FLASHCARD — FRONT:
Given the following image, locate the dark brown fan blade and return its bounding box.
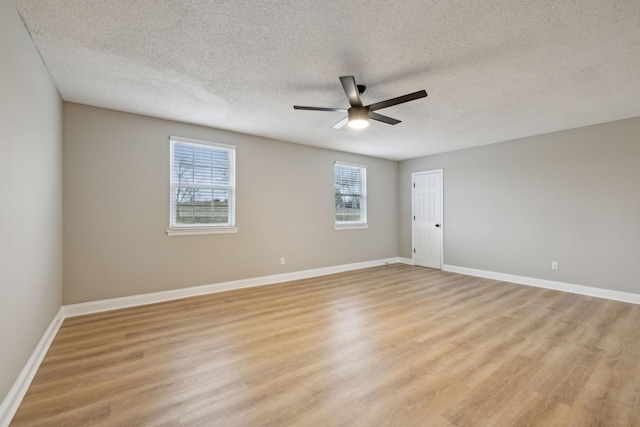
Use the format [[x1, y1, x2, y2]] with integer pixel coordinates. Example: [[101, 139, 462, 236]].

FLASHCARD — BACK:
[[331, 116, 349, 129], [369, 112, 401, 125], [339, 76, 363, 108], [367, 90, 427, 112], [294, 106, 348, 112]]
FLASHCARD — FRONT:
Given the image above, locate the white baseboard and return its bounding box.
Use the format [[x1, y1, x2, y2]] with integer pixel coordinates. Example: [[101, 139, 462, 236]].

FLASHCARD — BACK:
[[443, 264, 640, 305], [64, 257, 402, 317], [397, 257, 414, 265], [0, 308, 65, 427]]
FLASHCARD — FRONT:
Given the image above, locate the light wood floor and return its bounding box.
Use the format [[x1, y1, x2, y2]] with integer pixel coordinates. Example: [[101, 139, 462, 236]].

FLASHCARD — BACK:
[[11, 265, 640, 426]]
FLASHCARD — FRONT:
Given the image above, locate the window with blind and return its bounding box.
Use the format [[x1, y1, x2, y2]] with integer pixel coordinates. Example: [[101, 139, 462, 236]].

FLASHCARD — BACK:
[[168, 137, 236, 235], [334, 162, 367, 228]]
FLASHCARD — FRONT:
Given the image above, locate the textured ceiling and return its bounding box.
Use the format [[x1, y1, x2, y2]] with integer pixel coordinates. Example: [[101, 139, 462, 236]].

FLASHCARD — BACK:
[[13, 0, 640, 160]]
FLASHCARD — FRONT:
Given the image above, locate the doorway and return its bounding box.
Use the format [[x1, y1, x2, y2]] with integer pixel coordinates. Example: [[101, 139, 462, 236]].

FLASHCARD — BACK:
[[412, 170, 443, 269]]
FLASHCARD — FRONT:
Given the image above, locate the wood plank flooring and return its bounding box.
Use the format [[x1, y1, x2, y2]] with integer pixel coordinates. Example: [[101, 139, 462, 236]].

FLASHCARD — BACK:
[[10, 264, 640, 426]]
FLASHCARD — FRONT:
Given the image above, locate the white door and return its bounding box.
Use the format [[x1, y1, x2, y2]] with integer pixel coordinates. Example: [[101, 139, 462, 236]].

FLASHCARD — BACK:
[[412, 170, 443, 269]]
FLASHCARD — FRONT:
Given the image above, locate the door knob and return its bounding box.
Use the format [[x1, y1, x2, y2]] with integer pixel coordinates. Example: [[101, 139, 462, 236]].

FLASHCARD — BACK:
[[435, 224, 441, 227]]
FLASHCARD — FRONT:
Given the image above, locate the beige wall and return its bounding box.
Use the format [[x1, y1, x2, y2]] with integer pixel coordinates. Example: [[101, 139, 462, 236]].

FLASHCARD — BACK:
[[399, 117, 640, 293], [63, 103, 398, 304], [0, 0, 63, 402]]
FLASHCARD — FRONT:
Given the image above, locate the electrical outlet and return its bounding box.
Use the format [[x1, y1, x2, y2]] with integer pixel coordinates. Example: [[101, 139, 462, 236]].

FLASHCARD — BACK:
[[551, 261, 558, 270], [280, 257, 285, 265]]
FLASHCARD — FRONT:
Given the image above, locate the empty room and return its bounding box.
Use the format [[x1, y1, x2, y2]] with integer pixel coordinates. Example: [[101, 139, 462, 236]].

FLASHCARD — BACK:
[[1, 0, 639, 425]]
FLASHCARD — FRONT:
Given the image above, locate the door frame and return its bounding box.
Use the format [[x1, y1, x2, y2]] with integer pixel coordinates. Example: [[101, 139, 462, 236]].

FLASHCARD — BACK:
[[411, 169, 444, 269]]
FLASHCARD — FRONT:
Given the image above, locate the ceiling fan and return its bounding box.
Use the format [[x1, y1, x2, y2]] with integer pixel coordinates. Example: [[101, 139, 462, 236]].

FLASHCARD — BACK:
[[294, 76, 427, 129]]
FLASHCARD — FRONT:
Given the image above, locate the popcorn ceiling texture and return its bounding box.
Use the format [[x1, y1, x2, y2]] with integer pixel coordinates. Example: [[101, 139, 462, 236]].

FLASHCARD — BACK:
[[14, 0, 640, 160]]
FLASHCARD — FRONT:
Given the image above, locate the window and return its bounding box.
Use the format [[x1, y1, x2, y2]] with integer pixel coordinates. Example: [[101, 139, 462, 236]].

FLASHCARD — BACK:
[[167, 137, 236, 236], [334, 161, 367, 229]]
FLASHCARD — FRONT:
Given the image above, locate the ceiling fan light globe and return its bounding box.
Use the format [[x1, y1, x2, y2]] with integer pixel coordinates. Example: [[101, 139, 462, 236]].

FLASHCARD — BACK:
[[348, 107, 370, 129], [348, 119, 369, 129]]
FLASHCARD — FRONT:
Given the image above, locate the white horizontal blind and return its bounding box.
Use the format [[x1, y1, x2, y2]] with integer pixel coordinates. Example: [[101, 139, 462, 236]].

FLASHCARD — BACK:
[[334, 161, 367, 225], [170, 137, 236, 229]]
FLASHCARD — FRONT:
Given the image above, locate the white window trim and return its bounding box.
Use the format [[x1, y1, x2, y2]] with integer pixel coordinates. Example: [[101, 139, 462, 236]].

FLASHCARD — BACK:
[[335, 160, 367, 169], [334, 224, 369, 231], [334, 161, 368, 228], [166, 227, 238, 236], [167, 136, 237, 236]]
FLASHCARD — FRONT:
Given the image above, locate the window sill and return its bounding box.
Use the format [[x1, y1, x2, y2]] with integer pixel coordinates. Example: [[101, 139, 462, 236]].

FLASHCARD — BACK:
[[334, 224, 369, 230], [166, 227, 238, 236]]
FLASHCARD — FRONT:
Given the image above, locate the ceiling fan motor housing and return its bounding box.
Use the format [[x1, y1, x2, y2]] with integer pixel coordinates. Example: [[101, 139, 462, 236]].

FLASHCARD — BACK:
[[348, 107, 369, 122], [347, 106, 370, 128]]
